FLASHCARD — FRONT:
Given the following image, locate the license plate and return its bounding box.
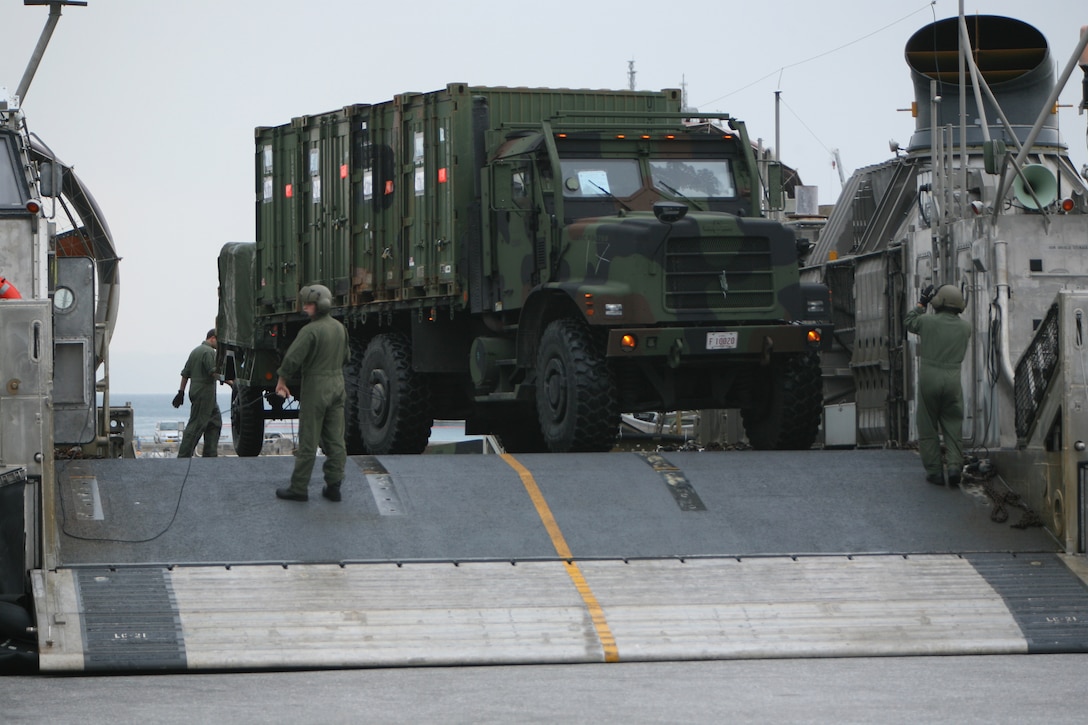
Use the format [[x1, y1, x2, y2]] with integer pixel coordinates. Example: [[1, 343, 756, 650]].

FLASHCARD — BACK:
[[706, 331, 738, 350]]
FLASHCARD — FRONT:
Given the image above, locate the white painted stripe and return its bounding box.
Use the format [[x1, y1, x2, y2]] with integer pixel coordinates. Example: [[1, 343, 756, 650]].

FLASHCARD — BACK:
[[581, 556, 1028, 659], [37, 555, 1032, 670], [166, 555, 1025, 669], [170, 562, 602, 668]]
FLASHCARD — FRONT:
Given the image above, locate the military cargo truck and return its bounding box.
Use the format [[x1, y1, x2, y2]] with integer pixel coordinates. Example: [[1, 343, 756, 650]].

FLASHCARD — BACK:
[[217, 83, 832, 455]]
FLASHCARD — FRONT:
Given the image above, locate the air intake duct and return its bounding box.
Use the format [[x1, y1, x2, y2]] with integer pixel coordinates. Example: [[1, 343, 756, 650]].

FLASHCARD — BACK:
[[904, 15, 1063, 152]]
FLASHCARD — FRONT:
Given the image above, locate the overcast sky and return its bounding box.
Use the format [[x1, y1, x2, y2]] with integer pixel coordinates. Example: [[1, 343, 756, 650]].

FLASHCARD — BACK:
[[3, 0, 1086, 394]]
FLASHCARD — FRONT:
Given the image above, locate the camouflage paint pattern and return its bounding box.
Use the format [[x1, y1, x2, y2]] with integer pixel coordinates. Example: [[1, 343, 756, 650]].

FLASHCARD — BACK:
[[219, 83, 829, 409]]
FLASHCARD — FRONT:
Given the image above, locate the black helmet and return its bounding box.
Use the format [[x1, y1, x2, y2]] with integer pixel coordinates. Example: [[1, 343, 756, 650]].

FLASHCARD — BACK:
[[299, 284, 333, 315], [931, 284, 965, 312]]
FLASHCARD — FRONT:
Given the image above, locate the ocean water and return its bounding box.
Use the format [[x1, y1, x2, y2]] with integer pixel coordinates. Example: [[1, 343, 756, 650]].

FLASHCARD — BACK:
[[109, 391, 469, 443], [111, 391, 241, 441]]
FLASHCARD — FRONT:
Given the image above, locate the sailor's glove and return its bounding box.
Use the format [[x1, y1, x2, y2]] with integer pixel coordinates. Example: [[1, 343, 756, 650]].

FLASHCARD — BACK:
[[919, 284, 936, 307], [172, 390, 185, 408]]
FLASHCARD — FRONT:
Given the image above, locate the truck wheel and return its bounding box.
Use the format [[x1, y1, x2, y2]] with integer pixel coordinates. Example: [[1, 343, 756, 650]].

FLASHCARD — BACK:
[[231, 384, 265, 457], [535, 319, 618, 452], [343, 337, 368, 455], [360, 333, 432, 454], [741, 351, 822, 450]]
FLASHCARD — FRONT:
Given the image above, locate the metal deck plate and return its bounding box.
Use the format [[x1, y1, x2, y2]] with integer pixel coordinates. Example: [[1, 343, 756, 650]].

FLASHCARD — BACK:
[[36, 450, 1079, 671], [35, 553, 1088, 671]]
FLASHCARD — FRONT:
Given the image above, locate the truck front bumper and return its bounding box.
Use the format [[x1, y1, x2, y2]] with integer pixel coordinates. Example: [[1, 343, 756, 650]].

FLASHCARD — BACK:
[[604, 323, 833, 366]]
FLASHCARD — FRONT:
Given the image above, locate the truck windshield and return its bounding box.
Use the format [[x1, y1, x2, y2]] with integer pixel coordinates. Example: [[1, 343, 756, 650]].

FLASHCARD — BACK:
[[649, 158, 736, 199], [560, 158, 641, 198]]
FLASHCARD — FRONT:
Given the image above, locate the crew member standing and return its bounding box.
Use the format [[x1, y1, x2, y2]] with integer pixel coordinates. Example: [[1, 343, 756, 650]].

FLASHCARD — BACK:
[[174, 329, 222, 458], [274, 284, 349, 502], [906, 284, 972, 486]]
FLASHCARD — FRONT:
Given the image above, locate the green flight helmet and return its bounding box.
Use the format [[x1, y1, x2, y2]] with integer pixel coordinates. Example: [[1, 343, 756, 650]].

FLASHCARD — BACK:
[[931, 284, 965, 313], [299, 284, 333, 315]]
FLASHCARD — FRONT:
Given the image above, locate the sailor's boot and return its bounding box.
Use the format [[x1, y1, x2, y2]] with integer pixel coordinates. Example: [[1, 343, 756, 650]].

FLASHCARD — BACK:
[[321, 482, 342, 502]]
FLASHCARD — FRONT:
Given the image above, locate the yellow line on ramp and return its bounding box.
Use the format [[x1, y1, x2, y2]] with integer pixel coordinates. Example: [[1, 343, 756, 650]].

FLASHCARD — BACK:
[[501, 453, 619, 663]]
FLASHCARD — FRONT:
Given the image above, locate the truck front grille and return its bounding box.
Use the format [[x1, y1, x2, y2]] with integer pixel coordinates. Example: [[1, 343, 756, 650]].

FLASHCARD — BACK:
[[664, 236, 774, 310]]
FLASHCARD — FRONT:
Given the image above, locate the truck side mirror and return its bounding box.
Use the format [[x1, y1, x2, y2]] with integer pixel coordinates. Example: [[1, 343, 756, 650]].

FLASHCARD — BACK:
[[766, 161, 784, 211], [39, 160, 63, 198]]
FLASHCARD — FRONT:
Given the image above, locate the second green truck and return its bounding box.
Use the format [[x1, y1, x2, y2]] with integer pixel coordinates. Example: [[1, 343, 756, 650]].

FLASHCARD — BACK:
[[217, 83, 832, 454]]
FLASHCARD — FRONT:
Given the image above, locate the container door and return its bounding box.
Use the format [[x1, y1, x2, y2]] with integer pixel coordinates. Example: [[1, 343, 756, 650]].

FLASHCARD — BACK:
[[350, 113, 379, 300], [326, 115, 352, 298], [256, 128, 301, 313], [300, 113, 353, 302], [369, 104, 399, 301], [423, 95, 456, 298], [401, 111, 423, 296]]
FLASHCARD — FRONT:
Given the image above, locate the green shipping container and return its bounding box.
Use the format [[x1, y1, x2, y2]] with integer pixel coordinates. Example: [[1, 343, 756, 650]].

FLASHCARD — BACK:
[[253, 83, 682, 317]]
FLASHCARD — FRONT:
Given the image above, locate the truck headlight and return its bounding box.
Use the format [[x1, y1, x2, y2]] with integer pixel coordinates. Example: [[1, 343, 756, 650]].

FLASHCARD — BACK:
[[605, 303, 623, 317]]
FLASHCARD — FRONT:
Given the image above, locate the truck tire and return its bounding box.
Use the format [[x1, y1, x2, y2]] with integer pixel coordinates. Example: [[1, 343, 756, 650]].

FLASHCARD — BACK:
[[535, 319, 618, 452], [231, 384, 265, 457], [360, 333, 432, 454], [740, 351, 822, 450], [343, 338, 368, 455]]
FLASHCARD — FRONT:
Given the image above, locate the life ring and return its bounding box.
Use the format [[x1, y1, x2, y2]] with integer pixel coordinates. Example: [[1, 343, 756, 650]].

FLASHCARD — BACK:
[[0, 276, 22, 299]]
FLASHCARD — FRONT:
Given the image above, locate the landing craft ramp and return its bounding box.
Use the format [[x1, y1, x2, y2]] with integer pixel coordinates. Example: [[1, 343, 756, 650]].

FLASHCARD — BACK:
[[33, 450, 1088, 672]]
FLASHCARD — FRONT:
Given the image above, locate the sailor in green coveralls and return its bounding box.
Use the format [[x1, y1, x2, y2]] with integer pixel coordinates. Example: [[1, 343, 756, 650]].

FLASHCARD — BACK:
[[174, 329, 222, 457], [274, 284, 350, 502], [905, 284, 972, 486]]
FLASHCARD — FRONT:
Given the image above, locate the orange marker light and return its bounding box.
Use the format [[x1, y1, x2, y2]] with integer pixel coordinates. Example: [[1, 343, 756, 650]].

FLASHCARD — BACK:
[[1061, 198, 1075, 212], [25, 200, 41, 214], [807, 329, 822, 344], [621, 334, 638, 351]]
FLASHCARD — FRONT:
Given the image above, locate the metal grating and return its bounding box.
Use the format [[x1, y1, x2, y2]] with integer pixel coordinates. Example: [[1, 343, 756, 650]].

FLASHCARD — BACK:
[[1015, 303, 1060, 440], [664, 235, 773, 310], [75, 568, 186, 671], [966, 553, 1088, 653], [1080, 463, 1087, 554]]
